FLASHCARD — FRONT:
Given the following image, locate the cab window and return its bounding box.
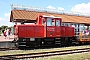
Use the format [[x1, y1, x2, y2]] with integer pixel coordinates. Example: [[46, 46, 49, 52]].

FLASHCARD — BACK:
[[42, 18, 46, 24], [56, 20, 60, 26], [52, 19, 55, 26], [47, 18, 55, 26]]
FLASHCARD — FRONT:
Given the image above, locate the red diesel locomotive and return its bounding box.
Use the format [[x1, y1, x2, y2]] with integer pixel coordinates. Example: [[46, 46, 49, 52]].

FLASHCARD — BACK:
[[14, 14, 76, 48]]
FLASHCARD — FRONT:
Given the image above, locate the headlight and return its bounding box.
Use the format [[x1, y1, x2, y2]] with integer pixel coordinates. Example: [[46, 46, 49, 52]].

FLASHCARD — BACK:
[[30, 38, 35, 41], [23, 39, 26, 41]]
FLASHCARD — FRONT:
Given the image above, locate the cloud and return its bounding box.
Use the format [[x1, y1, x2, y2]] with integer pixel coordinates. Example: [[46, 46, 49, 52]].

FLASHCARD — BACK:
[[58, 7, 64, 11], [0, 13, 13, 27], [69, 5, 72, 8], [4, 13, 10, 17], [46, 5, 64, 13], [0, 17, 5, 21], [46, 5, 56, 9], [71, 2, 90, 14], [46, 5, 64, 10]]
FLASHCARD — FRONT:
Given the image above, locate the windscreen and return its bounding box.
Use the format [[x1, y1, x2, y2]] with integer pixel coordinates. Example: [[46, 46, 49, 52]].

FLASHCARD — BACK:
[[46, 18, 55, 26]]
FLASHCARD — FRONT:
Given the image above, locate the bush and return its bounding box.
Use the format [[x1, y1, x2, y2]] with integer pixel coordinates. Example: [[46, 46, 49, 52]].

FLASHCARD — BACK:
[[0, 30, 2, 35], [0, 30, 1, 36]]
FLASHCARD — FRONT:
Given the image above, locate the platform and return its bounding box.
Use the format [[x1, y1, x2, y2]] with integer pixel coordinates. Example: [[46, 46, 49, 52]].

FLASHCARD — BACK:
[[0, 35, 15, 48], [0, 35, 14, 42]]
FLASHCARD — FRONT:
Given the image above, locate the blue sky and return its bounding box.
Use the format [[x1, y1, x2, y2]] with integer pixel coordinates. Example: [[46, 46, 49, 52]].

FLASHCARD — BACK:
[[0, 0, 90, 26]]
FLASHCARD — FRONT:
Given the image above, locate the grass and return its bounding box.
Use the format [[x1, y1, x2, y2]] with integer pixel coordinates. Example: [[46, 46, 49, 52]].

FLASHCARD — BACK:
[[0, 45, 90, 56], [34, 52, 90, 60]]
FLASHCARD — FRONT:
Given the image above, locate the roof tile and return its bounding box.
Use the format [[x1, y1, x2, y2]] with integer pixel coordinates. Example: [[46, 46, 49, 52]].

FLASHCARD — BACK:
[[10, 10, 90, 24]]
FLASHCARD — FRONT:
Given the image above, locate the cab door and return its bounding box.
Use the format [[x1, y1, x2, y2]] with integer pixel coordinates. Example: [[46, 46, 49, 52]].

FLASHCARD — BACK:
[[56, 20, 61, 37], [46, 18, 56, 37]]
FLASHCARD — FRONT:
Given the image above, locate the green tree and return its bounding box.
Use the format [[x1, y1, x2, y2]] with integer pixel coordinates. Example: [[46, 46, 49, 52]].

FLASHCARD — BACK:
[[0, 27, 2, 30], [0, 25, 8, 35], [1, 25, 8, 30]]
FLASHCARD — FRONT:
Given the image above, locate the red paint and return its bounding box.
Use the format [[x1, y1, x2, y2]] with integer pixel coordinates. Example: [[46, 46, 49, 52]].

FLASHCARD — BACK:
[[18, 24, 44, 38], [55, 26, 61, 37], [35, 25, 44, 38], [61, 26, 74, 37], [14, 14, 74, 39], [46, 26, 56, 37]]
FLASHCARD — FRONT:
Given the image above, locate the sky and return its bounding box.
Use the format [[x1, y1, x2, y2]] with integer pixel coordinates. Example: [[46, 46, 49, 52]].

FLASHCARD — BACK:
[[0, 0, 90, 26]]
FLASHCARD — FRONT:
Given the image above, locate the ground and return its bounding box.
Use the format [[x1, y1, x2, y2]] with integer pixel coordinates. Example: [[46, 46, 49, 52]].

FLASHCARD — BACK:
[[0, 35, 14, 42]]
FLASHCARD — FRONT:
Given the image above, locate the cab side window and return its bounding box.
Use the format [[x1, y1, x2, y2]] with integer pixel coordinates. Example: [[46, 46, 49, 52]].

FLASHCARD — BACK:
[[47, 18, 55, 26], [52, 19, 55, 26], [47, 18, 52, 26], [56, 20, 60, 26], [42, 18, 46, 25]]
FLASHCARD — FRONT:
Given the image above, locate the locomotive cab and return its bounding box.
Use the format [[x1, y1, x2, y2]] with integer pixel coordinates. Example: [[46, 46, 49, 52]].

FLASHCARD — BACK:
[[42, 15, 62, 38], [35, 15, 62, 38]]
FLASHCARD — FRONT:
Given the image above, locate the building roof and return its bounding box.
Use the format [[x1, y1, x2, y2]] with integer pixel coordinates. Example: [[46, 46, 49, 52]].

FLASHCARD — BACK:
[[10, 10, 90, 24]]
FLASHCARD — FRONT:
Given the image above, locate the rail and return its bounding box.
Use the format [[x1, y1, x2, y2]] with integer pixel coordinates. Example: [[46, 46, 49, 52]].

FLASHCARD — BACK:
[[0, 47, 18, 51], [0, 48, 90, 60]]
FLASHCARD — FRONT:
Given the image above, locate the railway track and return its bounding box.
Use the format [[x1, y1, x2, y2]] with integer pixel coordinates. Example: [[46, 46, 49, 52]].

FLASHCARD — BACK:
[[0, 47, 18, 51], [0, 48, 90, 60]]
